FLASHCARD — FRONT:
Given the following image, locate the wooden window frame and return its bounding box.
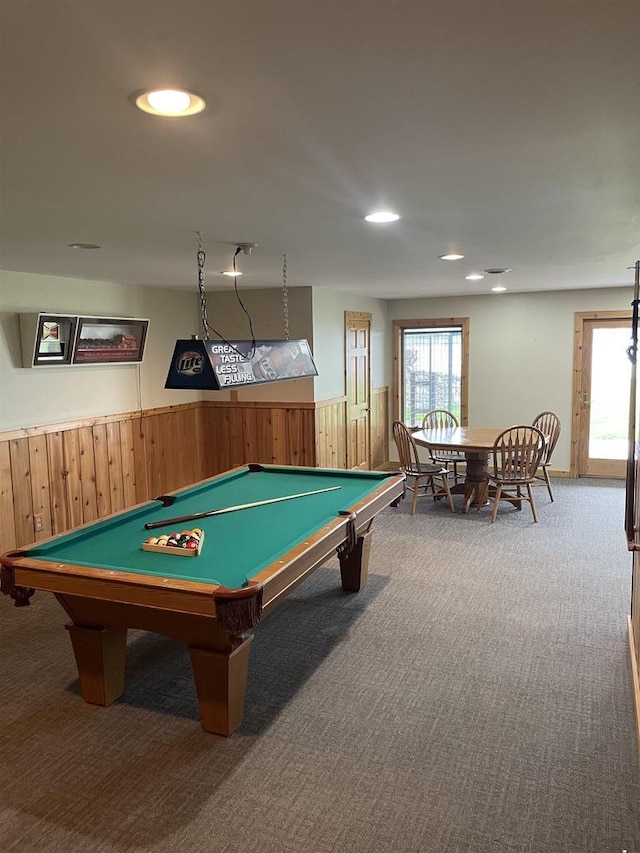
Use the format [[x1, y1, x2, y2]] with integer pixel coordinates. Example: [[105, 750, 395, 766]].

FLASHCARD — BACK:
[[392, 318, 470, 425]]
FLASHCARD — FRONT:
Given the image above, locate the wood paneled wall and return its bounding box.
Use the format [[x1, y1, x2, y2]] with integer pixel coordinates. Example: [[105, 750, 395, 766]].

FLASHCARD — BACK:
[[314, 387, 388, 470], [631, 553, 640, 753], [370, 387, 389, 470], [201, 401, 317, 474], [315, 397, 347, 468], [0, 389, 391, 552], [0, 405, 204, 553]]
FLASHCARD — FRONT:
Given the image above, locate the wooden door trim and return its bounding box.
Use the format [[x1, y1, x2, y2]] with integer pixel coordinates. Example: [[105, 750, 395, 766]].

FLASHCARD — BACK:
[[345, 311, 372, 469], [345, 311, 374, 323], [571, 310, 632, 477]]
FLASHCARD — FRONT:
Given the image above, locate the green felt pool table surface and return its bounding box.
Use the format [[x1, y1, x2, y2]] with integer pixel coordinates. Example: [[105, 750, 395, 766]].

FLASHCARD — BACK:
[[15, 464, 399, 588]]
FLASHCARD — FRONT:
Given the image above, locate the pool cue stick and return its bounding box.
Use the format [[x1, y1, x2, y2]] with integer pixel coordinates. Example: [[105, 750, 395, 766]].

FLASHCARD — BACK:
[[144, 485, 342, 530]]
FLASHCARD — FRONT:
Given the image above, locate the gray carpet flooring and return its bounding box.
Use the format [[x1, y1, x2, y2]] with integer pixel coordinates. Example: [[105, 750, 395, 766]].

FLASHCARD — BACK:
[[1, 479, 639, 852]]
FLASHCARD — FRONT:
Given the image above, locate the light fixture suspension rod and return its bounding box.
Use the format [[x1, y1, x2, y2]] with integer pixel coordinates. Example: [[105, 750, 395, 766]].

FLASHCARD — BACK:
[[196, 231, 209, 341], [282, 254, 289, 341]]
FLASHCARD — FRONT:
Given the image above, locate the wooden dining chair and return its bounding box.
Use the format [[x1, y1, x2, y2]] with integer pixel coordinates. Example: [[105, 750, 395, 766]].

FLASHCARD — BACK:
[[531, 411, 561, 501], [421, 409, 466, 483], [487, 425, 546, 523], [392, 421, 455, 515]]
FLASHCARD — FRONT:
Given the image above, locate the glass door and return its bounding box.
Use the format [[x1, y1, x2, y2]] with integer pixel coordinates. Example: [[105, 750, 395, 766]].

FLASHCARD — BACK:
[[577, 318, 631, 477]]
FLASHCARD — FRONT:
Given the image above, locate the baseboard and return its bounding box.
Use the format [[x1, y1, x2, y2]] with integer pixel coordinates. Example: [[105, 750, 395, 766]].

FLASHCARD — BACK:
[[629, 616, 640, 765]]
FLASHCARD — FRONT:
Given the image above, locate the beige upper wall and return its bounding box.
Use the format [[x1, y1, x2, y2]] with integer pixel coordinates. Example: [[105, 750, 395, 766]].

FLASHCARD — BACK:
[[312, 289, 389, 400], [0, 274, 319, 431], [0, 270, 201, 431], [388, 287, 634, 472], [2, 269, 633, 475]]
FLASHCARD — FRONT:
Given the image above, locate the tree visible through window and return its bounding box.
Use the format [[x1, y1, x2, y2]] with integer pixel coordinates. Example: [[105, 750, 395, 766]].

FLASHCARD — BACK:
[[398, 324, 466, 426]]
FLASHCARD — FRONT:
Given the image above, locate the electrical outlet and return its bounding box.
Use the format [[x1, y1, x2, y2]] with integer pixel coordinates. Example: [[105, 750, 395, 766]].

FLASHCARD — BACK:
[[34, 513, 44, 532]]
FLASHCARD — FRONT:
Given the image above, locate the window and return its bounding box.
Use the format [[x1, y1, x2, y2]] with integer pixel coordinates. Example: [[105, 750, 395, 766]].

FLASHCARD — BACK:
[[393, 318, 469, 426]]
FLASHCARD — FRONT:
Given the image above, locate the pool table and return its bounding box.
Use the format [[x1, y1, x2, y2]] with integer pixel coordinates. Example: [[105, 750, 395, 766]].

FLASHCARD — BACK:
[[1, 463, 404, 735]]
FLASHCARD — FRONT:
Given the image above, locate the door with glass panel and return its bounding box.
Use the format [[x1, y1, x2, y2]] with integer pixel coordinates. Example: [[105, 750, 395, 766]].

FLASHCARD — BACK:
[[575, 314, 631, 477]]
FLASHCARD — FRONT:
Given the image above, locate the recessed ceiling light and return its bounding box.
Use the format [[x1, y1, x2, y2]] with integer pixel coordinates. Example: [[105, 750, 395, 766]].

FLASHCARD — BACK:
[[482, 267, 512, 275], [132, 88, 206, 117], [364, 211, 400, 223], [491, 285, 507, 292], [222, 270, 243, 277], [465, 273, 484, 281], [439, 253, 464, 261], [68, 243, 101, 249]]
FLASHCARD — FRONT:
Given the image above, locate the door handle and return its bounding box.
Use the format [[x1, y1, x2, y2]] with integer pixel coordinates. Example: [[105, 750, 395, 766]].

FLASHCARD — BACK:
[[581, 390, 590, 406]]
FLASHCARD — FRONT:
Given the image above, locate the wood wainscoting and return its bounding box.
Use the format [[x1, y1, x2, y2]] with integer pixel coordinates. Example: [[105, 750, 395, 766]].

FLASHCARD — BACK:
[[201, 401, 317, 473], [0, 388, 390, 552], [0, 404, 205, 553], [632, 541, 640, 757], [204, 388, 388, 472], [315, 396, 347, 468], [315, 387, 388, 470], [370, 387, 389, 470]]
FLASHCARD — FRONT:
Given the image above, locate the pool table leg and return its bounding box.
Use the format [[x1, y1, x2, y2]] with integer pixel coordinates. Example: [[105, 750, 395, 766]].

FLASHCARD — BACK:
[[189, 635, 253, 736], [338, 527, 373, 592], [65, 623, 128, 706]]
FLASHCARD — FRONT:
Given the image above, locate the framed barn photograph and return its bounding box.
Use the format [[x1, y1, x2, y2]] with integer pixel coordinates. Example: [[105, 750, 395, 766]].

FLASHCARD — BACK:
[[72, 316, 149, 365]]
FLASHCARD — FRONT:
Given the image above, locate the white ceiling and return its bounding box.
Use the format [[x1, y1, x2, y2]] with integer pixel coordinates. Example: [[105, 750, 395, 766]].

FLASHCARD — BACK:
[[1, 0, 638, 299]]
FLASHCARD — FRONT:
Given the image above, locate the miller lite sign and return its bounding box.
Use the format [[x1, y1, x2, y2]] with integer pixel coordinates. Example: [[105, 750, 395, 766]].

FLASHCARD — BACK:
[[165, 339, 220, 390], [165, 338, 317, 391]]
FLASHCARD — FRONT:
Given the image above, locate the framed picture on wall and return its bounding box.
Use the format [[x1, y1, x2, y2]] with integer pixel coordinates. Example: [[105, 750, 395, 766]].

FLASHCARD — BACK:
[[72, 316, 149, 364], [19, 313, 78, 366]]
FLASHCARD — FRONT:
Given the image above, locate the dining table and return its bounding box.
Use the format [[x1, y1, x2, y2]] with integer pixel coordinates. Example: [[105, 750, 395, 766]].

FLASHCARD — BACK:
[[412, 426, 519, 511]]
